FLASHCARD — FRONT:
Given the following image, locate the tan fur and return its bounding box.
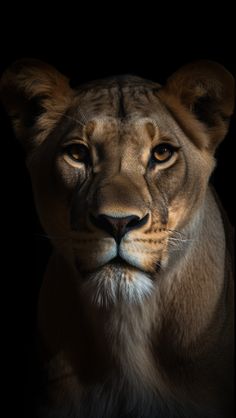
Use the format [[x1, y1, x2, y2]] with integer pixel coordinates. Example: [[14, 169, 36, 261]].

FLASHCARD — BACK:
[[0, 60, 234, 418]]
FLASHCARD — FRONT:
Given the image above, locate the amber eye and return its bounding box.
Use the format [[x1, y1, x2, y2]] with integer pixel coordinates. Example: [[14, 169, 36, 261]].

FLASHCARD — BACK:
[[152, 143, 176, 163], [63, 143, 90, 163]]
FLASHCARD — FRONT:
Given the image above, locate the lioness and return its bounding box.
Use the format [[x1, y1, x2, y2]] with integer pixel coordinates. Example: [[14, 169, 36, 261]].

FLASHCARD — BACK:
[[0, 60, 234, 418]]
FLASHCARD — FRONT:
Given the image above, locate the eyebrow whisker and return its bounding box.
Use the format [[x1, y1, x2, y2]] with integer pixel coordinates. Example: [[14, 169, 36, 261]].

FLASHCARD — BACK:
[[52, 111, 86, 128]]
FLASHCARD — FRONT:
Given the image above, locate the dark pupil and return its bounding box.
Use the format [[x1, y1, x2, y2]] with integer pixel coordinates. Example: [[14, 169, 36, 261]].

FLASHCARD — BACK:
[[159, 146, 169, 154], [152, 143, 174, 164], [68, 145, 87, 161]]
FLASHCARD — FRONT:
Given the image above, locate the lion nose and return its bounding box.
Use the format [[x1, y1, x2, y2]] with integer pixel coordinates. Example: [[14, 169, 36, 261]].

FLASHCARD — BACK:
[[89, 213, 149, 243]]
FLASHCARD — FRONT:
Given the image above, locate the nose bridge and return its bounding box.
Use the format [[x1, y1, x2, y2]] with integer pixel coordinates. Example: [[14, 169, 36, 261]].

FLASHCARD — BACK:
[[92, 173, 148, 218]]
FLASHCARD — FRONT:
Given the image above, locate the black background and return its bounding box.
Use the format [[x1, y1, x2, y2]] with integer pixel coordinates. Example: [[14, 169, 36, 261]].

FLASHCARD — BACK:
[[0, 14, 235, 417]]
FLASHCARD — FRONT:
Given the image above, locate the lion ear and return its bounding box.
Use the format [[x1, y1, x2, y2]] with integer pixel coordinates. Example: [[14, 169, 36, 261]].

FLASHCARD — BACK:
[[0, 59, 73, 151], [159, 61, 235, 151]]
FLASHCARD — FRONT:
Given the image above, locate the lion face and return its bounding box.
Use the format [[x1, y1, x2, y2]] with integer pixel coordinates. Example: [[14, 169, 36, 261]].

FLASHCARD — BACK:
[[1, 61, 234, 307], [26, 84, 215, 307]]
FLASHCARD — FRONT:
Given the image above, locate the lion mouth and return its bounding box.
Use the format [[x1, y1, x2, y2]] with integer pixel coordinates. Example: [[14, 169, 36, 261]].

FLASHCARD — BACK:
[[107, 256, 132, 268], [75, 253, 159, 279], [76, 254, 136, 276], [73, 235, 163, 278]]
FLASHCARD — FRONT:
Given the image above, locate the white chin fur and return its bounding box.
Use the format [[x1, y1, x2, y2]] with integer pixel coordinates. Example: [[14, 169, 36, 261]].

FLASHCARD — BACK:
[[81, 267, 154, 308]]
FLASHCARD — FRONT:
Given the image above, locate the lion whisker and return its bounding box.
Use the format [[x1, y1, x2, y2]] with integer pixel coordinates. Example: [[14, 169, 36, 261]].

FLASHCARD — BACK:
[[168, 237, 193, 243], [165, 228, 189, 239], [52, 111, 86, 128]]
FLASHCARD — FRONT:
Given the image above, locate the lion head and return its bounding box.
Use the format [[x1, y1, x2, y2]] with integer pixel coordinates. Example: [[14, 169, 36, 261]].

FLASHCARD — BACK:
[[0, 60, 234, 308]]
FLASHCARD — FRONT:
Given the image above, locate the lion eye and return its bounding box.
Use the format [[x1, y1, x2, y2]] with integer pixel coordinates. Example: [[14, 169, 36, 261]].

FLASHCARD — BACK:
[[64, 143, 90, 163], [152, 143, 176, 163]]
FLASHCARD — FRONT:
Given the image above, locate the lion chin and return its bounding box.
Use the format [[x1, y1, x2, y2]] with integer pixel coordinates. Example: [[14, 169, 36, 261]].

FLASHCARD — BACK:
[[79, 258, 154, 308]]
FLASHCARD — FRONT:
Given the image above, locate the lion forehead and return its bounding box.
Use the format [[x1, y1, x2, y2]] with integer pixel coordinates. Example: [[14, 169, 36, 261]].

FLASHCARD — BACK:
[[72, 77, 166, 128]]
